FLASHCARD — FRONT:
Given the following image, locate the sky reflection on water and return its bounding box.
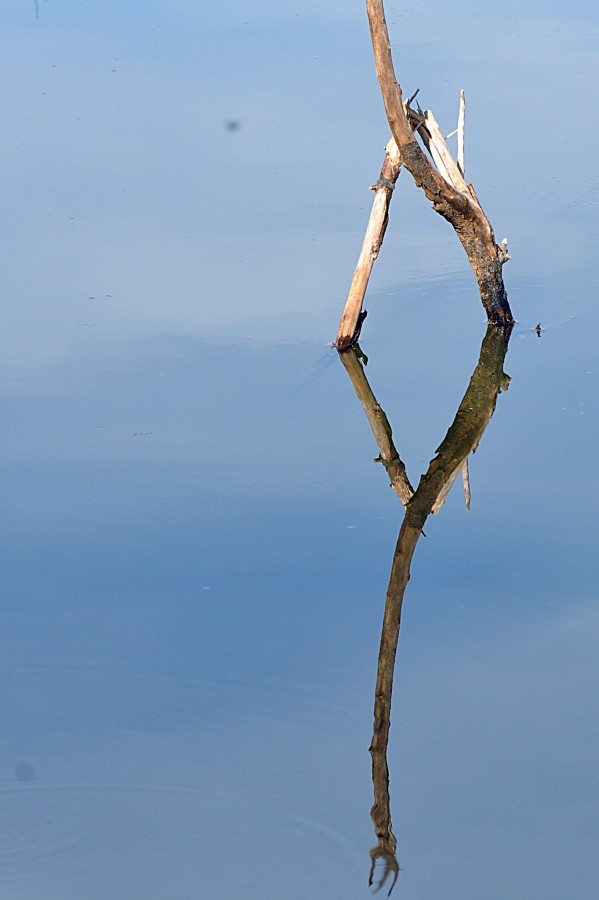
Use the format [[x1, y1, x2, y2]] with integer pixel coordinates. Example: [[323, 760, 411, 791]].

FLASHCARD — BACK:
[[1, 2, 598, 899]]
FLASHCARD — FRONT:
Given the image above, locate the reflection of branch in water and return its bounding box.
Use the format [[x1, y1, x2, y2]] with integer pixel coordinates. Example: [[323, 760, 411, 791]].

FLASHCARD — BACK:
[[338, 343, 415, 509], [369, 839, 399, 896], [340, 324, 512, 893]]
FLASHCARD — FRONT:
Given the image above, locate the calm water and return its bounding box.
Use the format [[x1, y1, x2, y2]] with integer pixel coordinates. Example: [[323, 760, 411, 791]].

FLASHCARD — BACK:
[[1, 2, 598, 898]]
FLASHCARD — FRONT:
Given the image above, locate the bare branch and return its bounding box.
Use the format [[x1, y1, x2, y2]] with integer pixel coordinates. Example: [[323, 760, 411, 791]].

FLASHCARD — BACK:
[[457, 89, 466, 176], [462, 457, 471, 510], [335, 138, 402, 351], [423, 109, 470, 195], [364, 0, 513, 327]]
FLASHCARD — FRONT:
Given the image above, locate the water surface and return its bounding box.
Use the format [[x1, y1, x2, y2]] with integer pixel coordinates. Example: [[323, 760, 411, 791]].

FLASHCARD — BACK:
[[1, 2, 598, 898]]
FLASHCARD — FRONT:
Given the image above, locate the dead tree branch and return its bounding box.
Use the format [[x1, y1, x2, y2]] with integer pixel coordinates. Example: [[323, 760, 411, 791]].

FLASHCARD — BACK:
[[336, 4, 514, 349], [457, 89, 466, 176], [365, 0, 513, 327], [335, 139, 402, 350]]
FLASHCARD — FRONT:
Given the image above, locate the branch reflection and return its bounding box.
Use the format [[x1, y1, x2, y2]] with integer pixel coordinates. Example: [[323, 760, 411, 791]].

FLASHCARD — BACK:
[[339, 324, 513, 894]]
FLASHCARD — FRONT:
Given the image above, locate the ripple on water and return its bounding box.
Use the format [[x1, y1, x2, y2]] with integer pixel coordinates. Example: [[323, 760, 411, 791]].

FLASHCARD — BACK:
[[0, 786, 86, 867], [1, 666, 366, 897]]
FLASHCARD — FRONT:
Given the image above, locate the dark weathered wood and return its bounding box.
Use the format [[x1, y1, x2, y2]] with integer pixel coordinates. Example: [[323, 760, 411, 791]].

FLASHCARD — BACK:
[[364, 0, 514, 326]]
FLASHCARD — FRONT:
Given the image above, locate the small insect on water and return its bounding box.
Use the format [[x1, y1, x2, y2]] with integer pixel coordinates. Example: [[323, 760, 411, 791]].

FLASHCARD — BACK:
[[517, 316, 576, 340]]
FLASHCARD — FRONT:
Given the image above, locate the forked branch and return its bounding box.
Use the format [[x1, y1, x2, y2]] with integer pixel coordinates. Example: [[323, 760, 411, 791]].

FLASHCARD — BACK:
[[365, 0, 513, 327], [336, 3, 513, 348]]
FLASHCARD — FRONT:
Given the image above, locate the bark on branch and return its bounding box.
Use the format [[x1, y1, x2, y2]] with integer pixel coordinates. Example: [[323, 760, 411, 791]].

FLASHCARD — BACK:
[[335, 3, 513, 348], [336, 139, 402, 350], [365, 0, 513, 327]]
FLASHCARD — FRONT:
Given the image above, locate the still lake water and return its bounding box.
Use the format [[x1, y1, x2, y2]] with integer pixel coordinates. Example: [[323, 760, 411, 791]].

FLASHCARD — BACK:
[[1, 2, 598, 898]]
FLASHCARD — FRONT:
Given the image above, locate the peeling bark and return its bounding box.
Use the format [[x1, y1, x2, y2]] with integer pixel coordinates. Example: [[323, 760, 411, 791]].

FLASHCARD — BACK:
[[336, 3, 513, 349], [365, 0, 513, 326]]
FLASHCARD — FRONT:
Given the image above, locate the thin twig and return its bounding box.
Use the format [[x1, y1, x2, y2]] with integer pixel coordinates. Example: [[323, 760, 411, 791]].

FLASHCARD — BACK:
[[457, 89, 466, 176], [462, 457, 471, 509]]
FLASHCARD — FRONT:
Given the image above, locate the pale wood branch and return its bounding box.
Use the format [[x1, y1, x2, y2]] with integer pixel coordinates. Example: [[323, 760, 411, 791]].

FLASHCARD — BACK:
[[430, 458, 465, 515], [423, 109, 470, 195], [335, 138, 401, 351], [429, 454, 471, 514], [457, 89, 466, 176], [462, 457, 471, 510]]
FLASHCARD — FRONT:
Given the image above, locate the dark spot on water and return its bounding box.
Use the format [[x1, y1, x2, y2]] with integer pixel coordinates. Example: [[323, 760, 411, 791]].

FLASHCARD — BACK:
[[15, 761, 35, 782]]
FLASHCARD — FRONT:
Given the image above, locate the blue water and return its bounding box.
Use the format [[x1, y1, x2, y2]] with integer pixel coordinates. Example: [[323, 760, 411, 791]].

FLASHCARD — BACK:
[[1, 3, 598, 898]]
